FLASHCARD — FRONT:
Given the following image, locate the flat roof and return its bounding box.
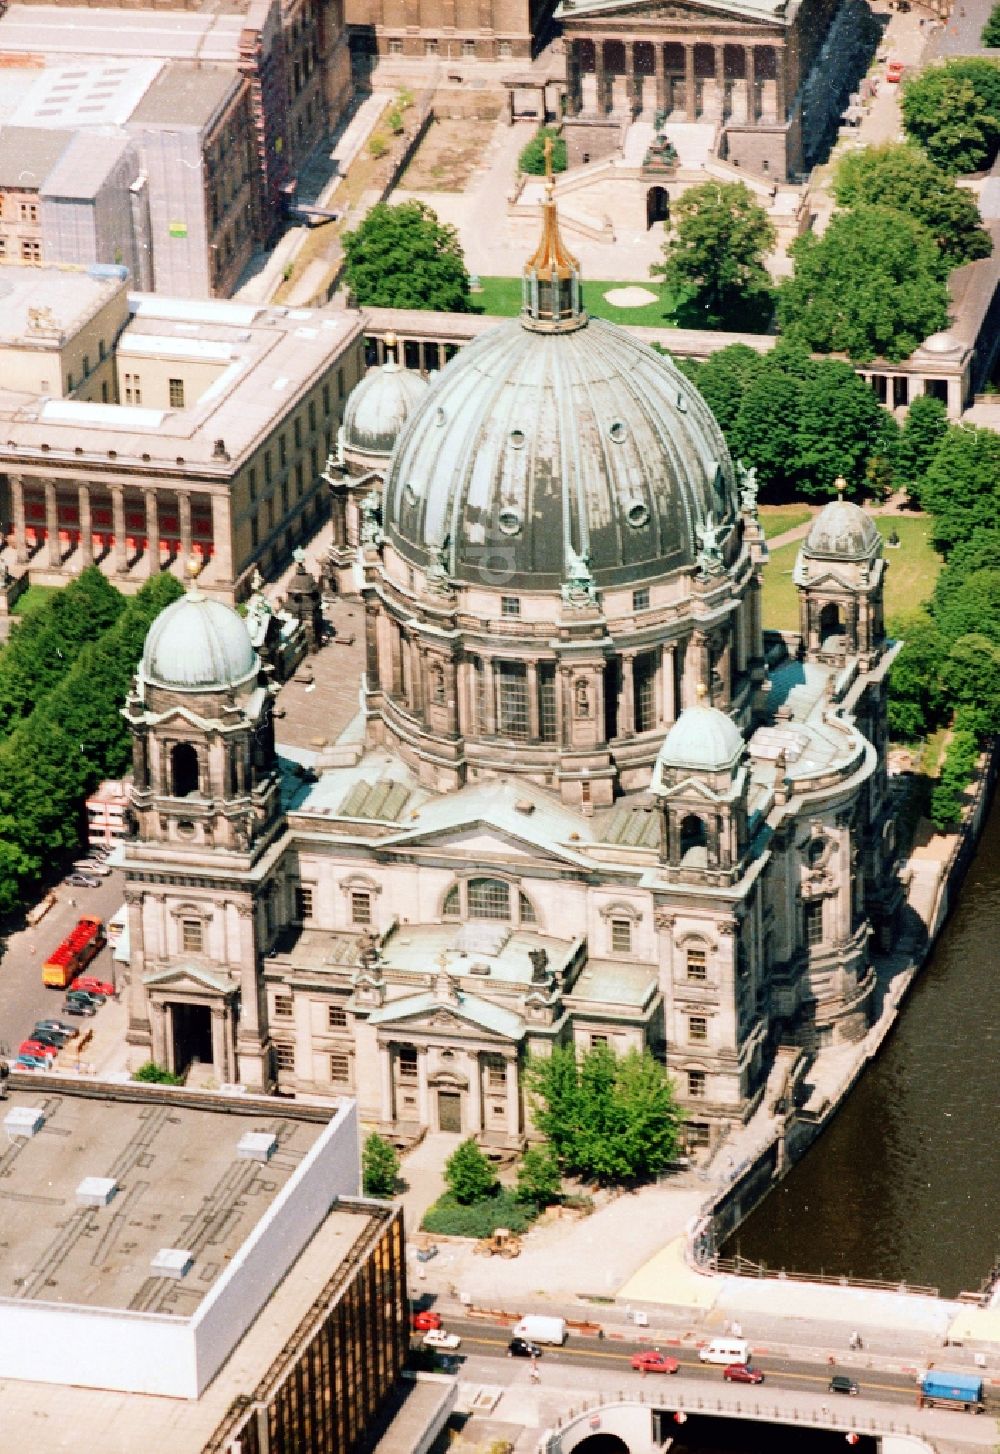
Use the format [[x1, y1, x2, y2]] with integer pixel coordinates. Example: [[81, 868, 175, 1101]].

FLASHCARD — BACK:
[[0, 124, 72, 187], [41, 128, 135, 201], [0, 1196, 381, 1454], [0, 1085, 327, 1314], [128, 60, 238, 129], [0, 7, 250, 63], [0, 262, 125, 348], [4, 56, 163, 129]]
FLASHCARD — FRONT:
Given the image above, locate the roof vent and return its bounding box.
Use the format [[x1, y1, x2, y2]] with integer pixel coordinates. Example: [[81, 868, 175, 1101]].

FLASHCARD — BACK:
[[4, 1106, 44, 1138], [469, 960, 491, 975], [213, 438, 230, 460], [76, 1175, 117, 1207], [237, 1131, 277, 1162], [515, 799, 535, 815], [151, 1247, 194, 1279]]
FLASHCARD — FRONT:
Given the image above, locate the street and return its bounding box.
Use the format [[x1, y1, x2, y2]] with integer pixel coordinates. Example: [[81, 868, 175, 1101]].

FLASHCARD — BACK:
[[0, 864, 125, 1067]]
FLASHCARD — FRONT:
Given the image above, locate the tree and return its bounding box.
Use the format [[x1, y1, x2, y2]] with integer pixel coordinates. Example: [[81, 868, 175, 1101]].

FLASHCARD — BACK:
[[896, 395, 949, 502], [675, 343, 762, 435], [516, 1144, 562, 1206], [444, 1138, 499, 1204], [362, 1132, 401, 1198], [983, 3, 1000, 46], [651, 181, 775, 328], [341, 201, 473, 312], [519, 126, 567, 175], [527, 1043, 682, 1186], [790, 355, 897, 498], [778, 206, 949, 363], [832, 143, 991, 267], [886, 611, 946, 740], [920, 423, 1000, 553], [940, 633, 1000, 732], [901, 61, 1000, 173]]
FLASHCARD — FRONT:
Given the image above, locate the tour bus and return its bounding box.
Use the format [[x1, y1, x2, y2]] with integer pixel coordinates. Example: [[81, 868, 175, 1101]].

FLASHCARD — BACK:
[[42, 916, 107, 989]]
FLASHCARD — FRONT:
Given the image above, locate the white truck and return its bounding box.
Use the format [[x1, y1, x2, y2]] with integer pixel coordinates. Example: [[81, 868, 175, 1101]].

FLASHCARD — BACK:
[[512, 1315, 567, 1346]]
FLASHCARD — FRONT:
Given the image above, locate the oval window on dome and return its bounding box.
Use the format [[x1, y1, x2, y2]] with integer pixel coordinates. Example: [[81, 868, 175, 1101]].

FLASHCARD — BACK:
[[626, 499, 650, 529], [498, 506, 522, 536], [509, 428, 526, 449], [677, 393, 688, 413], [435, 407, 446, 428], [609, 421, 628, 444], [404, 482, 419, 506]]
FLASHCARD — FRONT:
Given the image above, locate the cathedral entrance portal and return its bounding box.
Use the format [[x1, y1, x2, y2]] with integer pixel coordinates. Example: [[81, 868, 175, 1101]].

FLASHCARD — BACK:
[[646, 186, 669, 228], [171, 1001, 213, 1075], [438, 1090, 462, 1132]]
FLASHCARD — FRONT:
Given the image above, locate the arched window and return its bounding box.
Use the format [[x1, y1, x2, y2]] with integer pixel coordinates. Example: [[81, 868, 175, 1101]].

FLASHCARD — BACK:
[[518, 891, 537, 925], [819, 602, 843, 640], [170, 742, 200, 798], [679, 813, 708, 861], [442, 885, 460, 918], [468, 877, 511, 921]]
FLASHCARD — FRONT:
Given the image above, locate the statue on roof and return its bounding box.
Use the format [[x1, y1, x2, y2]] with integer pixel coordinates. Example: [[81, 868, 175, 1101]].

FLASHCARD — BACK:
[[736, 460, 759, 515], [561, 544, 598, 607], [695, 513, 726, 576], [426, 534, 453, 594], [359, 489, 383, 549]]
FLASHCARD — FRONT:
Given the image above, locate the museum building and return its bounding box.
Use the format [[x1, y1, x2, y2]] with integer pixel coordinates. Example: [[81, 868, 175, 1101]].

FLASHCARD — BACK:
[[120, 195, 900, 1152]]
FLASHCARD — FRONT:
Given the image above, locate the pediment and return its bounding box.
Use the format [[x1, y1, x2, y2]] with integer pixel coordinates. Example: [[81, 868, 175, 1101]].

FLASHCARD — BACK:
[[560, 0, 784, 26], [387, 818, 584, 867], [144, 962, 233, 996], [658, 775, 728, 804]]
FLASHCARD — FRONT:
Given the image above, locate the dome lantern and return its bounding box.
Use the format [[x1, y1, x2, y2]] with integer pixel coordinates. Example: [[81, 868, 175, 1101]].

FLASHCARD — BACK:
[[521, 137, 586, 334]]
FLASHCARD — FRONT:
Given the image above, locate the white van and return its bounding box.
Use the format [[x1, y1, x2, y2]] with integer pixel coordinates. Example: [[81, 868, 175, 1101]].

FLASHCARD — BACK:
[[698, 1337, 750, 1366], [512, 1315, 567, 1346]]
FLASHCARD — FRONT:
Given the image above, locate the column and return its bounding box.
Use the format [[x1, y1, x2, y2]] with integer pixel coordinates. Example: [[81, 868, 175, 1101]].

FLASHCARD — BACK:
[[78, 484, 93, 567], [624, 40, 636, 116], [417, 1049, 430, 1128], [381, 1045, 394, 1123], [661, 642, 677, 725], [655, 43, 667, 115], [211, 1006, 228, 1081], [685, 44, 696, 121], [177, 489, 192, 565], [210, 491, 233, 585], [714, 45, 726, 119], [467, 1052, 483, 1135], [595, 39, 607, 115], [110, 484, 126, 574], [482, 657, 496, 734], [527, 660, 540, 740], [774, 46, 786, 119], [144, 488, 159, 576], [11, 473, 27, 564], [44, 479, 60, 568], [506, 1057, 520, 1138], [620, 652, 635, 737], [745, 45, 756, 123]]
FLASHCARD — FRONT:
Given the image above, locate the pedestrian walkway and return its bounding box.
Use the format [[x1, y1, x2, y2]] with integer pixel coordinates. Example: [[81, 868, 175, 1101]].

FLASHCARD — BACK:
[[398, 1131, 463, 1240]]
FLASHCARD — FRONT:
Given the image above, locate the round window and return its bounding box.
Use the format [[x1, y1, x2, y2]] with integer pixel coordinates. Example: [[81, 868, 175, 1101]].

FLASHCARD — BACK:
[[498, 506, 522, 536], [627, 499, 650, 528], [609, 421, 628, 444], [509, 428, 526, 449]]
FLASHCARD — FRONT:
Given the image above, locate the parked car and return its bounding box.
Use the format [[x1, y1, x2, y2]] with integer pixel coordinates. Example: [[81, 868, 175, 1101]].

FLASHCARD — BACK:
[[35, 1018, 78, 1038], [724, 1364, 765, 1384], [27, 1028, 67, 1049], [72, 975, 114, 997], [18, 1040, 56, 1060], [508, 1338, 543, 1359], [15, 1054, 52, 1069], [63, 998, 97, 1016], [66, 873, 101, 888], [72, 860, 112, 877], [66, 988, 105, 1006], [631, 1350, 680, 1374], [412, 1310, 442, 1331], [423, 1329, 461, 1350], [830, 1375, 860, 1396]]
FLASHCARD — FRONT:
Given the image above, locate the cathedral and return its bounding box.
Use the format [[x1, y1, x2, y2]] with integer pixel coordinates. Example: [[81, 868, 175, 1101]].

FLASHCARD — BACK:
[[120, 194, 899, 1153]]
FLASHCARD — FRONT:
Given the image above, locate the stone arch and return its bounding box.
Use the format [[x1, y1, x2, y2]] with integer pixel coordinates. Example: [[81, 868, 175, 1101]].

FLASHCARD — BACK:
[[170, 742, 200, 798], [646, 185, 669, 229], [819, 601, 844, 643], [680, 812, 708, 860]]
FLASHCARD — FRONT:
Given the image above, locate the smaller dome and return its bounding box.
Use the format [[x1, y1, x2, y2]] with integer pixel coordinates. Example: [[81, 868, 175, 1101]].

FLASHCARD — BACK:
[[343, 358, 428, 458], [142, 589, 259, 691], [659, 704, 745, 772], [805, 499, 879, 560], [919, 330, 962, 357]]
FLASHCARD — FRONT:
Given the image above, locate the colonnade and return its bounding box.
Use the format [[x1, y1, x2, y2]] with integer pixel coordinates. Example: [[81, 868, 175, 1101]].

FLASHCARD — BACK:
[[5, 473, 234, 584], [565, 36, 785, 125]]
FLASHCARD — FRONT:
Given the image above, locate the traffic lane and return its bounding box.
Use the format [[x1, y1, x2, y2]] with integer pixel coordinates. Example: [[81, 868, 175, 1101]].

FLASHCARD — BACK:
[[0, 869, 124, 1057], [426, 1325, 922, 1406]]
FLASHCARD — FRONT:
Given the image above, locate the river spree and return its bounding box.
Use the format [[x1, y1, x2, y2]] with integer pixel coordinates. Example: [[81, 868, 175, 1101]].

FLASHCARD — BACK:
[[723, 792, 1000, 1298]]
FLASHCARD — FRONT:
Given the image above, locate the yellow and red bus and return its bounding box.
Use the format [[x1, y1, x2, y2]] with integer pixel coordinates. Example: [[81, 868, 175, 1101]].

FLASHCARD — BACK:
[[42, 915, 106, 990]]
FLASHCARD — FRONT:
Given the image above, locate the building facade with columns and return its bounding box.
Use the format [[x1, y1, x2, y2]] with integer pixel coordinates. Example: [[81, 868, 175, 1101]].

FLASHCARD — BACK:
[[0, 262, 365, 602], [119, 202, 901, 1153], [558, 0, 879, 180]]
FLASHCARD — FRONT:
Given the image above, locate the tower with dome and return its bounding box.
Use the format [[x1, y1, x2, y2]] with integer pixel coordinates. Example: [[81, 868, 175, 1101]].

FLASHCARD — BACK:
[[119, 199, 901, 1151]]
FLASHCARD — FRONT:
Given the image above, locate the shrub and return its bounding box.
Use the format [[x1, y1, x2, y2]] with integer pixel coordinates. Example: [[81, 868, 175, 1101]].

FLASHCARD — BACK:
[[368, 133, 389, 160], [362, 1132, 400, 1198], [519, 126, 567, 175], [386, 107, 404, 135], [444, 1136, 499, 1203], [133, 1061, 184, 1085], [516, 1144, 562, 1206], [421, 1188, 537, 1237]]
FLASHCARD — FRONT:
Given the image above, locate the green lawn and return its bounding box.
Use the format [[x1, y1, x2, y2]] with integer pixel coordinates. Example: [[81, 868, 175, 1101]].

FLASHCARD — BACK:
[[761, 515, 942, 633], [758, 504, 815, 541], [472, 277, 681, 328]]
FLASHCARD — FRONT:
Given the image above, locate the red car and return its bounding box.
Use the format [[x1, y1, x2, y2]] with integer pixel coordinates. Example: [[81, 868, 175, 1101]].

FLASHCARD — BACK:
[[18, 1040, 56, 1060], [886, 60, 905, 82], [72, 975, 114, 997], [631, 1350, 679, 1374], [724, 1363, 765, 1384], [412, 1310, 442, 1331]]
